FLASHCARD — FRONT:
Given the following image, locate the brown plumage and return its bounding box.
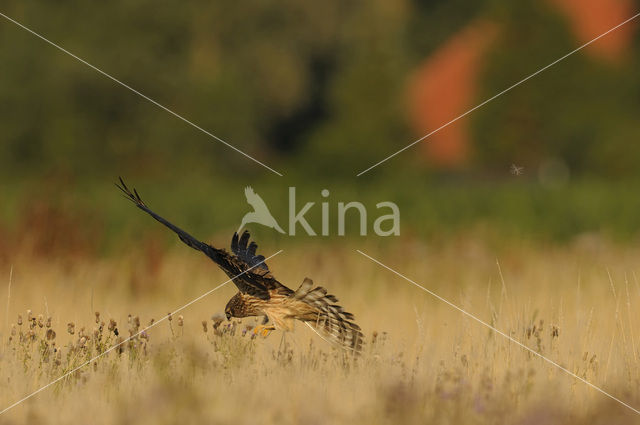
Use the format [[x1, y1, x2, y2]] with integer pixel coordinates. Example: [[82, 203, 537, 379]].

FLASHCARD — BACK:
[[116, 178, 363, 352]]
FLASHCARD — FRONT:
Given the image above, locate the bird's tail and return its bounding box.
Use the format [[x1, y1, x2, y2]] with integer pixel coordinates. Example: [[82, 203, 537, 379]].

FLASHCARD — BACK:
[[293, 278, 363, 353]]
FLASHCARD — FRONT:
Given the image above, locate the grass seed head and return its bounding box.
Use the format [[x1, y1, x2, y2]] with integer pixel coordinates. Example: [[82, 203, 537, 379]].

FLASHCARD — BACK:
[[116, 336, 124, 354], [46, 329, 56, 341], [211, 313, 224, 330]]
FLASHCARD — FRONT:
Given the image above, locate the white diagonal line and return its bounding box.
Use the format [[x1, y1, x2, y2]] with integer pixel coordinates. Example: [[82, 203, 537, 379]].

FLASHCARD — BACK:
[[356, 249, 640, 415], [357, 11, 640, 176], [0, 250, 283, 416], [0, 12, 283, 177]]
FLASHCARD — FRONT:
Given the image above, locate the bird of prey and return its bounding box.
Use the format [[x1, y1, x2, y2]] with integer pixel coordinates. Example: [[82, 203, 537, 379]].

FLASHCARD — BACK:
[[237, 186, 285, 234], [116, 178, 363, 352]]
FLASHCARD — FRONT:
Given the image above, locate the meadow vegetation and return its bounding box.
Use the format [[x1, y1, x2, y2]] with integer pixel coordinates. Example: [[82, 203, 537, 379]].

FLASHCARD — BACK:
[[1, 234, 639, 424], [2, 1, 640, 423]]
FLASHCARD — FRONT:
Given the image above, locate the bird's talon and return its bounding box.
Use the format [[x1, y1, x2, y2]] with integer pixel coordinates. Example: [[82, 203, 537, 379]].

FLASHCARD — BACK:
[[253, 325, 275, 337]]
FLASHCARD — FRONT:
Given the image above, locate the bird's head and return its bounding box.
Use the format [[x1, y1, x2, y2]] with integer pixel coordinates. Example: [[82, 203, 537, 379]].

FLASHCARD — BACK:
[[224, 292, 246, 320]]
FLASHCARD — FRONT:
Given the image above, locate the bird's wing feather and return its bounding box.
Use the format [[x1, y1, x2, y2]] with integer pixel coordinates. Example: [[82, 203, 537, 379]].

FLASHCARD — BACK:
[[116, 178, 223, 261], [230, 231, 270, 272], [117, 178, 270, 298], [229, 231, 292, 297]]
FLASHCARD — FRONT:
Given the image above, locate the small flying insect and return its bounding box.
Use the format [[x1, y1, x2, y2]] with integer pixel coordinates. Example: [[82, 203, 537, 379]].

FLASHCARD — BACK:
[[510, 164, 524, 176]]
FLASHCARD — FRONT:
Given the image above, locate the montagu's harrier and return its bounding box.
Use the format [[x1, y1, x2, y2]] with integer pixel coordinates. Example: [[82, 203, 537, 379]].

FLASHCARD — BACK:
[[117, 178, 363, 352]]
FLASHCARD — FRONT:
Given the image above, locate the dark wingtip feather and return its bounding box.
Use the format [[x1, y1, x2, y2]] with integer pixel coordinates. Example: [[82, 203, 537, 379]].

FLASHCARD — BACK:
[[231, 232, 239, 253], [116, 177, 146, 207], [115, 177, 133, 200], [230, 231, 269, 271], [239, 231, 250, 250], [247, 241, 258, 257]]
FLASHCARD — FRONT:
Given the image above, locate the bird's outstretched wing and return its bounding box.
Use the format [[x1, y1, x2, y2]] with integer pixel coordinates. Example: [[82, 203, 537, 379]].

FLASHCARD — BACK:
[[116, 178, 271, 299], [231, 231, 269, 271], [116, 177, 222, 261]]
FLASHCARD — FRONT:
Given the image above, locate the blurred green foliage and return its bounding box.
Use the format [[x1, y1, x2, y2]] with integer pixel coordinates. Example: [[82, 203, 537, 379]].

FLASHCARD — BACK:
[[2, 0, 638, 177], [1, 1, 640, 244], [474, 1, 640, 177], [0, 1, 410, 178]]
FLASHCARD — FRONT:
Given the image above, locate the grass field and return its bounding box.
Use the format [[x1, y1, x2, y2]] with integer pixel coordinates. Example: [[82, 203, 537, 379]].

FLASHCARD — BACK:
[[1, 236, 640, 424]]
